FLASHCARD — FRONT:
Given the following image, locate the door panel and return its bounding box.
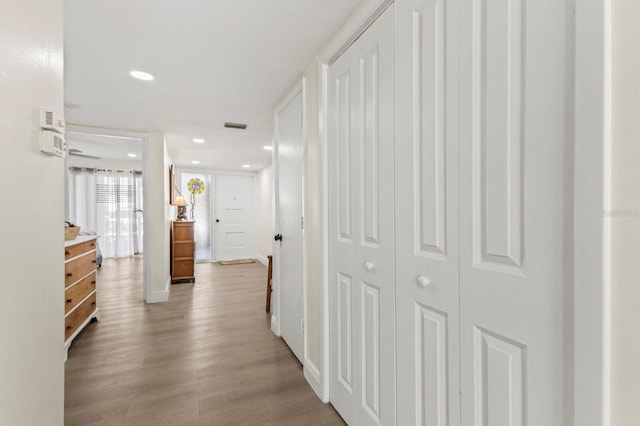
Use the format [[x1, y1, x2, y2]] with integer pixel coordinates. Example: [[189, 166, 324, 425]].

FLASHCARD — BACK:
[[276, 91, 304, 363], [459, 0, 567, 424], [215, 175, 255, 261], [473, 328, 526, 426], [395, 0, 460, 425], [354, 9, 395, 424], [329, 35, 359, 425], [329, 6, 395, 426]]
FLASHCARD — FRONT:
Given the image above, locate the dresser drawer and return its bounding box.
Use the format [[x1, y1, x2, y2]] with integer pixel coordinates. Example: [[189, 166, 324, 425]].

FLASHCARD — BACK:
[[172, 259, 194, 280], [65, 271, 97, 314], [65, 239, 97, 260], [172, 222, 194, 241], [65, 292, 96, 340], [173, 241, 194, 258], [65, 251, 97, 287]]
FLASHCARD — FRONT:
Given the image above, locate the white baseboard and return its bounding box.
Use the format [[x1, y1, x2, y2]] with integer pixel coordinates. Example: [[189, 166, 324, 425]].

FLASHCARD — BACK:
[[255, 254, 269, 266], [270, 315, 280, 336], [146, 278, 171, 303], [304, 359, 328, 403]]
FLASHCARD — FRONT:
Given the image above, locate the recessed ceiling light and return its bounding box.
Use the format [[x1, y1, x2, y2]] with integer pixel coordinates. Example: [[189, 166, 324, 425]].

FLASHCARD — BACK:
[[192, 160, 200, 165], [193, 138, 205, 144], [127, 153, 137, 158], [264, 146, 273, 151], [242, 164, 251, 168], [130, 70, 154, 81]]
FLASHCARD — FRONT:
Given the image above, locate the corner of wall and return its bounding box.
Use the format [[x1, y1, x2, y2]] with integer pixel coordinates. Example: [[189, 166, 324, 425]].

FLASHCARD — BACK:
[[146, 277, 171, 304], [304, 359, 328, 403], [270, 314, 280, 336]]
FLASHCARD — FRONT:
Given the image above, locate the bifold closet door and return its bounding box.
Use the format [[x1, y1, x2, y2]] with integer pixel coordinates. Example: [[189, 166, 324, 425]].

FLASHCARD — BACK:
[[394, 0, 461, 425], [458, 0, 568, 424], [328, 6, 395, 426]]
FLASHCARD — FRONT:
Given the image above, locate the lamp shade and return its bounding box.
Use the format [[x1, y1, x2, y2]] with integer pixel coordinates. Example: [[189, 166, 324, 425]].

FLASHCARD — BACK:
[[173, 195, 188, 206]]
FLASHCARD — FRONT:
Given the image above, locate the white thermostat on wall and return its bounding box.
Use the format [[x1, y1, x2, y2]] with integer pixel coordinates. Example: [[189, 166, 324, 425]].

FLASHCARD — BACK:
[[40, 108, 65, 134], [40, 130, 66, 157]]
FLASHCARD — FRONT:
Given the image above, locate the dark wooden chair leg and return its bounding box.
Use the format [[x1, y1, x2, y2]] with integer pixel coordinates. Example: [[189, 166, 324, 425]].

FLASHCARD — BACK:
[[266, 255, 273, 313]]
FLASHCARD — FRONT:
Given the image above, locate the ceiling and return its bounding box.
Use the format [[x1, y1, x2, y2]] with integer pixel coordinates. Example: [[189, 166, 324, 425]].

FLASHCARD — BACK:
[[63, 0, 363, 172]]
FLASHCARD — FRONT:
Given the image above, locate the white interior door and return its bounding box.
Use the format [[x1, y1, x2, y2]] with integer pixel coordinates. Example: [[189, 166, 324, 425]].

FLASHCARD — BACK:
[[215, 175, 255, 261], [394, 0, 461, 425], [328, 6, 395, 425], [276, 90, 304, 363], [458, 0, 567, 424]]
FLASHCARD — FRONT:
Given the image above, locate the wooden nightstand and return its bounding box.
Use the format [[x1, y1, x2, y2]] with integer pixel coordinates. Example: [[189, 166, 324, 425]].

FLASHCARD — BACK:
[[171, 221, 195, 283]]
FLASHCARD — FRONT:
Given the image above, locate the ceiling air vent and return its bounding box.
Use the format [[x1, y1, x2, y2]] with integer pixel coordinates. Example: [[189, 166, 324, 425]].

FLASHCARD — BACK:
[[224, 122, 247, 130]]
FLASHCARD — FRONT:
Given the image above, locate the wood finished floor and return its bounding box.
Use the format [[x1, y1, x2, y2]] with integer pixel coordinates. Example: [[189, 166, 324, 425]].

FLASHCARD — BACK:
[[64, 257, 345, 426]]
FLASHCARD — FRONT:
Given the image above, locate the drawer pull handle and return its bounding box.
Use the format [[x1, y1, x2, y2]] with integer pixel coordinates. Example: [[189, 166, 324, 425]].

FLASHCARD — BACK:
[[66, 298, 72, 304], [66, 326, 72, 331], [66, 273, 73, 278], [65, 251, 70, 256], [92, 260, 97, 264], [91, 243, 95, 247], [91, 302, 96, 306], [91, 281, 96, 286]]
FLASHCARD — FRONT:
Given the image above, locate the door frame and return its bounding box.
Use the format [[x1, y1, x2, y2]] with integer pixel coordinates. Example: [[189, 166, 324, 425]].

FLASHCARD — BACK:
[[573, 0, 611, 424], [272, 80, 306, 341], [313, 0, 611, 422], [66, 124, 153, 302]]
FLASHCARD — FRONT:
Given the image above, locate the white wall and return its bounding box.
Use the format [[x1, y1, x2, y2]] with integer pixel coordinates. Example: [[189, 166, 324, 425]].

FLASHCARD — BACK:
[[0, 0, 65, 423], [256, 164, 273, 263], [610, 0, 640, 423], [143, 132, 173, 303], [303, 62, 323, 374]]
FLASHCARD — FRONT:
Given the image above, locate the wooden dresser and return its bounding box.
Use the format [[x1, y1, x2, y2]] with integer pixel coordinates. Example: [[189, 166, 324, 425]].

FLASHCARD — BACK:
[[171, 221, 195, 283], [64, 235, 99, 360]]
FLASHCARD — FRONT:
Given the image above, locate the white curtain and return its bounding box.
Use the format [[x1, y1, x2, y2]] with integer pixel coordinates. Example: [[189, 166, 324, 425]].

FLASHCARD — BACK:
[[67, 167, 143, 258]]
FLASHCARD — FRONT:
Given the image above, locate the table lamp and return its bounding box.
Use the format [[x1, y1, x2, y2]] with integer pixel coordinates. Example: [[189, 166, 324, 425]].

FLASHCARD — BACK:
[[173, 195, 188, 221]]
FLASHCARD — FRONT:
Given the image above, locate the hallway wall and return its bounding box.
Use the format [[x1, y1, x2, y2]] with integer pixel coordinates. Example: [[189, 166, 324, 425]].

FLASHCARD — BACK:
[[143, 132, 173, 302], [303, 62, 323, 373], [0, 0, 65, 422], [256, 164, 273, 263]]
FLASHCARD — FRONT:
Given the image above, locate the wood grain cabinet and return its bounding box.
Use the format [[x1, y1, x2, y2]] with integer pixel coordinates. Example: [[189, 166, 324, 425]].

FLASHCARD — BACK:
[[171, 221, 195, 283], [64, 235, 99, 360]]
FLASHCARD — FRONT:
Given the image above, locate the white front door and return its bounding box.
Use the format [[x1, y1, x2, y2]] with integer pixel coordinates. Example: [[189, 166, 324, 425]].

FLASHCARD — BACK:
[[215, 175, 255, 261], [276, 90, 304, 363], [394, 0, 461, 424], [458, 0, 568, 424], [328, 6, 395, 425]]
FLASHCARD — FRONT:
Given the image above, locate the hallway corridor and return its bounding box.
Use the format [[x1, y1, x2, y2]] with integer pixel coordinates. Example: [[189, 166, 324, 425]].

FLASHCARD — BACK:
[[64, 258, 344, 425]]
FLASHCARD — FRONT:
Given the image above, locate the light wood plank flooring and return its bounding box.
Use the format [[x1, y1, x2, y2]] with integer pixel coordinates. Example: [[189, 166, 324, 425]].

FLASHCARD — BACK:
[[65, 257, 345, 425]]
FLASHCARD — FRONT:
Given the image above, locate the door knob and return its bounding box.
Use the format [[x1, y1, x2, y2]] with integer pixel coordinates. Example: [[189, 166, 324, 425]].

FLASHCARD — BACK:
[[274, 234, 282, 241], [364, 262, 375, 273], [216, 219, 220, 223], [417, 276, 431, 288]]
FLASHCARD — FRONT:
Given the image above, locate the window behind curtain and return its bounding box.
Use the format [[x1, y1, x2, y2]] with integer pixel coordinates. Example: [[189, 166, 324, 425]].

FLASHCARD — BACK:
[[180, 172, 212, 261], [67, 167, 144, 258]]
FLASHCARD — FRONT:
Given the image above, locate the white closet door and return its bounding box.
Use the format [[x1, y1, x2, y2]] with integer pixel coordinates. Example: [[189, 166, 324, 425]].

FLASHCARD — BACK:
[[328, 35, 359, 425], [394, 0, 460, 425], [458, 0, 567, 424], [328, 6, 395, 425]]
